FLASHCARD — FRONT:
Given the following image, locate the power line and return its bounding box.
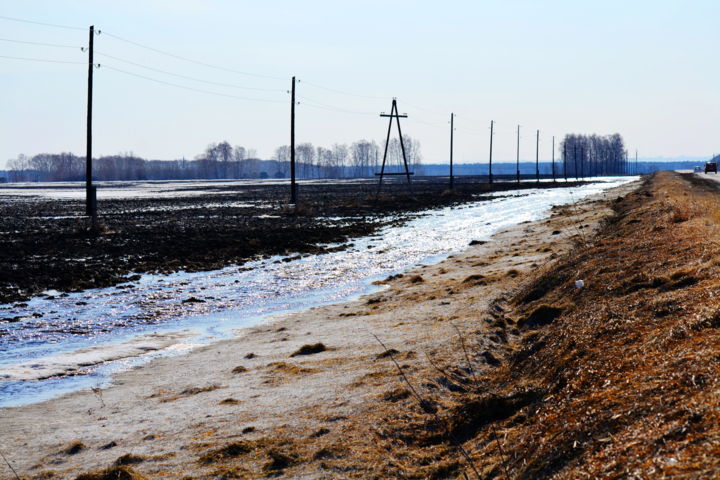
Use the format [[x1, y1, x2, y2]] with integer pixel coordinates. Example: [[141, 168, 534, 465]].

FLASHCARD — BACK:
[[400, 100, 446, 116], [102, 64, 287, 103], [298, 79, 386, 100], [0, 37, 82, 49], [413, 118, 447, 129], [95, 51, 285, 93], [297, 95, 376, 115], [299, 78, 452, 120], [0, 54, 84, 65], [101, 30, 286, 81], [0, 14, 85, 31]]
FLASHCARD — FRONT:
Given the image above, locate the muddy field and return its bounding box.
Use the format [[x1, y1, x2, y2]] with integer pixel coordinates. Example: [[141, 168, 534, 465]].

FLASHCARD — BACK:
[[0, 177, 584, 304]]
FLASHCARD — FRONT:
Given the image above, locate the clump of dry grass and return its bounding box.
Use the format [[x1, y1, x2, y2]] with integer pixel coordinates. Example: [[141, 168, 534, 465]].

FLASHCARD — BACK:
[[266, 362, 316, 376], [517, 304, 565, 328], [63, 441, 86, 455], [290, 343, 326, 357], [75, 466, 146, 480], [198, 441, 253, 464], [262, 449, 297, 475], [114, 454, 145, 466], [382, 387, 411, 402], [159, 384, 225, 403]]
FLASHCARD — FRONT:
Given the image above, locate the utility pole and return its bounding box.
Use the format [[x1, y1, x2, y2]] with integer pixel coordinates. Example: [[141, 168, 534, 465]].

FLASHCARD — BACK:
[[376, 99, 412, 197], [573, 143, 578, 180], [516, 125, 521, 184], [563, 142, 567, 181], [625, 152, 628, 176], [488, 120, 494, 185], [552, 135, 555, 182], [449, 113, 454, 190], [85, 25, 96, 218], [635, 149, 638, 175], [290, 76, 297, 204], [535, 129, 540, 183]]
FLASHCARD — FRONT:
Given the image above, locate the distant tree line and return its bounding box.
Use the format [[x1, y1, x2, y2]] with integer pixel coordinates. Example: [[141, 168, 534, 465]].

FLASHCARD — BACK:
[[560, 134, 627, 177], [6, 137, 423, 182]]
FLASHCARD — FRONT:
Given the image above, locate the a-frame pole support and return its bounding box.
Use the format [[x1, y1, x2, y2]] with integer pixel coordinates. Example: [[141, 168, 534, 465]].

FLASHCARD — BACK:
[[376, 99, 411, 198]]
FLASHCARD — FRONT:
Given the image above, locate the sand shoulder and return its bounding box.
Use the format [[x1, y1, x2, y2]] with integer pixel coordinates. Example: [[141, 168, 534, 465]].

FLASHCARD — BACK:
[[0, 180, 639, 480]]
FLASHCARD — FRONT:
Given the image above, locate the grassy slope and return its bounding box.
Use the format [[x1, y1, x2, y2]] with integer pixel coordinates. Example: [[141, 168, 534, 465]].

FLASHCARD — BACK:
[[455, 171, 720, 478]]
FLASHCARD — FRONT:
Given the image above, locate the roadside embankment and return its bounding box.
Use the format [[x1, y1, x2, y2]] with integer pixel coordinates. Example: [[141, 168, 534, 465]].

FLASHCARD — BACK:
[[333, 170, 720, 479]]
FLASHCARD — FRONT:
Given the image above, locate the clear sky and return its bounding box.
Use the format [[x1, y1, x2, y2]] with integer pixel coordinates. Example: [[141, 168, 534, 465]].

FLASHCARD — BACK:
[[1, 0, 718, 167]]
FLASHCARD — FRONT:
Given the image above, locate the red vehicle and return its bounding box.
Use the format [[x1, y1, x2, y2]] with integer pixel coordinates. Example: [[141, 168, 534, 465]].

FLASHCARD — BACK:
[[705, 161, 717, 174]]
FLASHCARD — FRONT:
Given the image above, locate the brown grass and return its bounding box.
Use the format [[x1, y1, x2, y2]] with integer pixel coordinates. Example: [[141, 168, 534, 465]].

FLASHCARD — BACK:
[[289, 343, 327, 357], [159, 384, 225, 403], [74, 466, 146, 480], [63, 441, 86, 455], [114, 454, 145, 466]]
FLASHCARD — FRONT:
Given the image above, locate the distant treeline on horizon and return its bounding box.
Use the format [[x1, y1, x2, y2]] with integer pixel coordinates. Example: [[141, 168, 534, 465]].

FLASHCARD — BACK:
[[1, 160, 702, 183], [1, 135, 706, 183], [3, 138, 422, 182]]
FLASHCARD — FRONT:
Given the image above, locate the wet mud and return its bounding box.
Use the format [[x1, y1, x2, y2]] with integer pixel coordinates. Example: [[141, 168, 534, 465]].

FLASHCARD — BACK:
[[0, 178, 584, 303]]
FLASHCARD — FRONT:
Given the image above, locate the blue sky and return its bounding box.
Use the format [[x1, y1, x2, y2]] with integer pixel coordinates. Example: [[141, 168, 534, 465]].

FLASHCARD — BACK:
[[1, 0, 719, 166]]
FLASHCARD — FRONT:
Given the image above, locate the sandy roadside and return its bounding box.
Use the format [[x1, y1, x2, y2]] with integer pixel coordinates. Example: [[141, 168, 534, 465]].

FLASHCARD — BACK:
[[0, 180, 639, 480]]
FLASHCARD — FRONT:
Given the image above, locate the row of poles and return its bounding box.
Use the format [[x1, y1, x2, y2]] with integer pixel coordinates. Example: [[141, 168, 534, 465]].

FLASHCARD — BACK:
[[83, 26, 639, 216]]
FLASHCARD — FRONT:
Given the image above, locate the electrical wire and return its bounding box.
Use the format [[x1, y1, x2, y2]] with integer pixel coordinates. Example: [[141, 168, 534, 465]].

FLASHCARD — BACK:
[[297, 95, 376, 115], [0, 14, 85, 31], [102, 64, 287, 103], [101, 30, 286, 81], [400, 100, 447, 116], [0, 37, 82, 49], [298, 79, 386, 100], [298, 79, 463, 124], [413, 118, 447, 129], [95, 51, 285, 93], [0, 54, 84, 65]]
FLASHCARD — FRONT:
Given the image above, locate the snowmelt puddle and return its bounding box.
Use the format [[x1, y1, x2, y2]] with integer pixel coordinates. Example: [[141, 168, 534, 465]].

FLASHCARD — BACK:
[[0, 178, 635, 407]]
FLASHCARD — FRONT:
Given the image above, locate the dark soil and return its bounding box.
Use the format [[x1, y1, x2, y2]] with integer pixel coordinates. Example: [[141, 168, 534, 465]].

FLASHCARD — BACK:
[[0, 177, 585, 303]]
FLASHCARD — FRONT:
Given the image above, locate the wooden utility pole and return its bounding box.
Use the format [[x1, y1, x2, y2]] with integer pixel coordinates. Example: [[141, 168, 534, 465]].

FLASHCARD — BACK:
[[290, 76, 297, 204], [516, 125, 520, 184], [563, 142, 567, 181], [535, 129, 540, 183], [625, 152, 628, 175], [488, 120, 494, 184], [552, 135, 555, 182], [85, 25, 96, 217], [573, 143, 579, 180], [449, 113, 454, 190]]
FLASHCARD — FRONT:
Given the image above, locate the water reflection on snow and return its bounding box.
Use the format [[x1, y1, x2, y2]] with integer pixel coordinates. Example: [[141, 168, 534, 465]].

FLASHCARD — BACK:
[[0, 178, 635, 406]]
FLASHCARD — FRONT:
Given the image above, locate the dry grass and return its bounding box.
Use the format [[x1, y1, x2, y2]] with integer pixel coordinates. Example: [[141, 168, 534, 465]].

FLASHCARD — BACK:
[[158, 384, 225, 403], [63, 441, 86, 455], [289, 343, 327, 357], [454, 171, 720, 478], [74, 466, 146, 480]]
